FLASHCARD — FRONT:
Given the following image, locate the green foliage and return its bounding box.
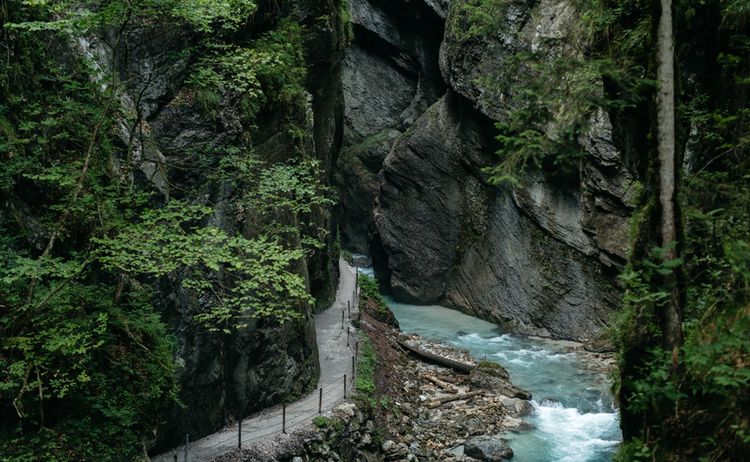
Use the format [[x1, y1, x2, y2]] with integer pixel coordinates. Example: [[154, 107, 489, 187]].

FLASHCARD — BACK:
[[613, 0, 750, 457], [722, 0, 750, 29], [617, 305, 750, 461], [1, 0, 335, 459], [357, 274, 392, 322], [5, 0, 257, 35], [483, 56, 607, 185], [340, 248, 353, 264], [338, 0, 354, 45], [215, 151, 335, 255], [94, 201, 310, 331], [171, 0, 257, 33], [0, 6, 180, 459], [352, 330, 385, 450], [354, 333, 377, 401], [312, 415, 330, 428], [469, 0, 656, 185], [187, 19, 306, 121], [446, 0, 508, 42]]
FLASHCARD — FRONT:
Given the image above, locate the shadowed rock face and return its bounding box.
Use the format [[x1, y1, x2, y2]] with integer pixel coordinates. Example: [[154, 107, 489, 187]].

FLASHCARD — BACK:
[[342, 0, 637, 341], [374, 93, 490, 303], [337, 0, 446, 254]]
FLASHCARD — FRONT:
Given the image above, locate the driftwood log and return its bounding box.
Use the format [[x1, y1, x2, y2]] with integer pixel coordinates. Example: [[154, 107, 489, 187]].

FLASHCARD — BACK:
[[398, 340, 476, 374], [436, 374, 460, 384], [421, 374, 458, 393], [426, 390, 485, 409]]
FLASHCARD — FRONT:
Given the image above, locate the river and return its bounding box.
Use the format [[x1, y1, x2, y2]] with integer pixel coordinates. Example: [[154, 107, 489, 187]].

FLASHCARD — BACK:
[[384, 297, 622, 461]]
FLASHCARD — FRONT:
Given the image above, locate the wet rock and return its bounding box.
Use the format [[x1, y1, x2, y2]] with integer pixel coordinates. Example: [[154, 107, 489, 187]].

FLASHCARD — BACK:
[[464, 436, 514, 461], [336, 403, 357, 418], [470, 364, 532, 400], [375, 93, 487, 303], [339, 0, 446, 252], [499, 396, 534, 416], [503, 416, 532, 432], [584, 331, 616, 353]]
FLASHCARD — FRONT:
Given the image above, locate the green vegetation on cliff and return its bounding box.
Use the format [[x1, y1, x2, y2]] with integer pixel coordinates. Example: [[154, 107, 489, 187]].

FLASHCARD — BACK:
[[457, 0, 749, 459], [0, 0, 338, 459]]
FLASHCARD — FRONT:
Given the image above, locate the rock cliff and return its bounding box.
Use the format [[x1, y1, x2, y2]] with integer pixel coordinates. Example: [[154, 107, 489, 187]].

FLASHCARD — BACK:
[[339, 0, 638, 340]]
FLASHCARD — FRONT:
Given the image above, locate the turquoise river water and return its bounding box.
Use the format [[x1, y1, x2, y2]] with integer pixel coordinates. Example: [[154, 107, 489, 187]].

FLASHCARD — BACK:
[[385, 298, 622, 461]]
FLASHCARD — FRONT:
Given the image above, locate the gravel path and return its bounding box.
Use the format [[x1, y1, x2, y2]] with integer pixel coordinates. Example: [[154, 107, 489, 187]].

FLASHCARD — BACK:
[[151, 258, 359, 462]]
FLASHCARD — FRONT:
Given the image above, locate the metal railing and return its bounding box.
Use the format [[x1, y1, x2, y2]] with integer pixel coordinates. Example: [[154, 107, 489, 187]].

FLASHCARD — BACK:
[[157, 275, 361, 462]]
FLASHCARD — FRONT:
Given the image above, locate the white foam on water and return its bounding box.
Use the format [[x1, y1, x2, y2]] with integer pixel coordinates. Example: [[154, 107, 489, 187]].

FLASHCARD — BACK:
[[512, 348, 575, 361], [532, 401, 621, 462], [356, 266, 375, 278], [455, 332, 504, 345], [509, 357, 533, 366]]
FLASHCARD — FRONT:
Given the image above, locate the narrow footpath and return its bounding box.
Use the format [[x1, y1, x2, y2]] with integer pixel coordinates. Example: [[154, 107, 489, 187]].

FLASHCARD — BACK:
[[151, 258, 359, 462]]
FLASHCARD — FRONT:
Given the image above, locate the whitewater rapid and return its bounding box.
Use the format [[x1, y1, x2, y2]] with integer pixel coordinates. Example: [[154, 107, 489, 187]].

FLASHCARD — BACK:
[[386, 299, 622, 462]]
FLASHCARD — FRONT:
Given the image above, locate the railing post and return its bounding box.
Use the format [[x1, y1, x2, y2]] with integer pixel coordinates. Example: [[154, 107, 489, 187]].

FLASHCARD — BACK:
[[282, 403, 286, 434], [347, 327, 350, 347], [348, 300, 351, 318], [318, 387, 323, 414], [352, 356, 356, 383], [355, 340, 359, 358], [174, 454, 177, 462], [238, 418, 242, 449], [344, 374, 347, 398], [341, 310, 344, 329]]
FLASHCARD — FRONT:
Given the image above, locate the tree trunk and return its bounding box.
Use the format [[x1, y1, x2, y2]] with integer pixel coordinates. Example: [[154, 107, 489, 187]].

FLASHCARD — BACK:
[[398, 339, 476, 374], [620, 0, 685, 440], [656, 0, 683, 364]]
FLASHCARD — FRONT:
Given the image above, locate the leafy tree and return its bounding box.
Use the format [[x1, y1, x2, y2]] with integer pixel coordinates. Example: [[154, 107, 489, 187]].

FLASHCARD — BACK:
[[1, 0, 335, 459]]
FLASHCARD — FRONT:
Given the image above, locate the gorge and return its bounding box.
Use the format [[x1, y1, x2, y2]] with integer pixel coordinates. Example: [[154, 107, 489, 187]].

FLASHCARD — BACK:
[[1, 0, 748, 461], [337, 0, 634, 342]]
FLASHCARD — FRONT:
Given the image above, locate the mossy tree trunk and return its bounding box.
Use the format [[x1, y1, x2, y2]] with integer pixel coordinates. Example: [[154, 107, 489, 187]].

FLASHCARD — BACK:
[[655, 0, 683, 362], [619, 0, 686, 441]]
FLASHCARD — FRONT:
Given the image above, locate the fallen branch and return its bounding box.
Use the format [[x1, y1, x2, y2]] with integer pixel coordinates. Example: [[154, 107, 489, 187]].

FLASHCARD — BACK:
[[426, 390, 485, 409], [437, 374, 461, 384], [421, 374, 458, 393]]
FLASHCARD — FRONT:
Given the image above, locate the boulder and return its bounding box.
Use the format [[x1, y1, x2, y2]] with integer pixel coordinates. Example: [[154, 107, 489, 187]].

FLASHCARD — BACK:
[[469, 361, 532, 400], [464, 436, 514, 461], [499, 396, 534, 416]]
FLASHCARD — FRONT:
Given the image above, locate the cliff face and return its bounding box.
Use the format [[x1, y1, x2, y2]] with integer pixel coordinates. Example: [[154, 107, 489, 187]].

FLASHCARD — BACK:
[[340, 0, 637, 340], [67, 1, 346, 452], [336, 0, 447, 254]]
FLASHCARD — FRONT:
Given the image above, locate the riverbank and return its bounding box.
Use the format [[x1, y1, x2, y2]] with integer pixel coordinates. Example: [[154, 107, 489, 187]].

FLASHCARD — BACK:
[[355, 305, 535, 461], [211, 275, 538, 461], [388, 299, 622, 462]]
